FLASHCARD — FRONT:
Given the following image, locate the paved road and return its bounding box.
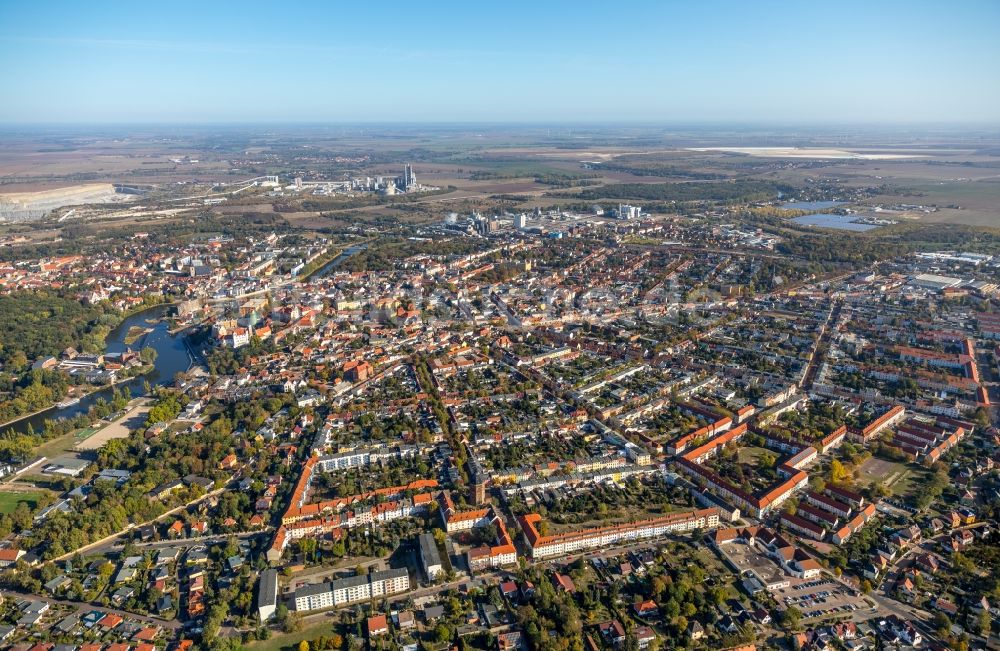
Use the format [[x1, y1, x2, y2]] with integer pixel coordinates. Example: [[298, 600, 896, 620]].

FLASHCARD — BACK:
[[0, 457, 48, 489], [52, 486, 229, 562], [877, 523, 986, 590], [108, 530, 270, 551], [0, 588, 182, 630], [822, 525, 986, 640], [292, 531, 708, 623], [800, 300, 842, 391]]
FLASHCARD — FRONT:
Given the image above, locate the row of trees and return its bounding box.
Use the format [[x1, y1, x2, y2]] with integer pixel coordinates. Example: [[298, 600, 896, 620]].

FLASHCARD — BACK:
[[0, 368, 69, 424], [568, 180, 789, 204], [0, 385, 131, 464]]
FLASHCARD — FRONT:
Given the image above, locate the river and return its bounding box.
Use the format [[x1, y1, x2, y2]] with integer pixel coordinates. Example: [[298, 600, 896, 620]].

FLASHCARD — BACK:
[[4, 303, 195, 435], [311, 243, 368, 278], [7, 241, 367, 434]]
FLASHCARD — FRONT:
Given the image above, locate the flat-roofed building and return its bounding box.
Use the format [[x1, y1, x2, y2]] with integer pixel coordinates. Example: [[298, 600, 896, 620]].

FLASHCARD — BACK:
[[909, 274, 963, 291], [292, 568, 410, 612]]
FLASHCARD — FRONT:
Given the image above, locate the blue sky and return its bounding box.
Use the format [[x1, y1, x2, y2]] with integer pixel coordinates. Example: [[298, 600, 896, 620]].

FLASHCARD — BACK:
[[0, 0, 998, 123]]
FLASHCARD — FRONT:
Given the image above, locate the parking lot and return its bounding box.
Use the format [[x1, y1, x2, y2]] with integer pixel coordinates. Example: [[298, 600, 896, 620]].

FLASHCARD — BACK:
[[774, 579, 869, 621]]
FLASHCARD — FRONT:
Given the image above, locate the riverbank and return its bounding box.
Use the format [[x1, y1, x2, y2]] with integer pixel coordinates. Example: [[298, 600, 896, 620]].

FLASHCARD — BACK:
[[0, 365, 155, 434], [75, 398, 153, 451], [299, 243, 350, 281], [300, 237, 374, 281], [2, 302, 198, 436], [0, 405, 59, 433], [0, 299, 175, 431]]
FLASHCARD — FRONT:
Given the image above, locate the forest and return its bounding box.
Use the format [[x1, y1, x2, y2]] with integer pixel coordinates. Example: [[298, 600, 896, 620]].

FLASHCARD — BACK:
[[565, 180, 789, 203], [592, 160, 727, 180], [0, 291, 113, 367]]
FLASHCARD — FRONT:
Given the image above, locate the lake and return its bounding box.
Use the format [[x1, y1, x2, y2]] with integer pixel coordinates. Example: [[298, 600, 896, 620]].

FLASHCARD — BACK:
[[3, 303, 195, 435], [790, 214, 878, 232]]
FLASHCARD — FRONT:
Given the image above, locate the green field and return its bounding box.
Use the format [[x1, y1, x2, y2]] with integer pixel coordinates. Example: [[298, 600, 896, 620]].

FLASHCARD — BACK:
[[887, 466, 931, 499], [0, 490, 43, 514], [868, 179, 1000, 228], [919, 178, 1000, 210], [247, 621, 339, 651], [855, 456, 929, 499], [737, 446, 777, 465], [34, 428, 86, 458]]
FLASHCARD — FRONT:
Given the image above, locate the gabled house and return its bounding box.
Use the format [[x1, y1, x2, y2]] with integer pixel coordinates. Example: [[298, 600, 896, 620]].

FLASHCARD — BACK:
[[597, 620, 626, 647], [633, 600, 659, 618]]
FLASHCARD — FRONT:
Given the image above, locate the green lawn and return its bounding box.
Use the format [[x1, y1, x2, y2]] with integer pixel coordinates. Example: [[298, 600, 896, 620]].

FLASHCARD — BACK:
[[855, 456, 931, 501], [737, 446, 775, 465], [888, 466, 931, 499], [247, 621, 340, 651], [35, 428, 87, 458], [0, 490, 43, 514]]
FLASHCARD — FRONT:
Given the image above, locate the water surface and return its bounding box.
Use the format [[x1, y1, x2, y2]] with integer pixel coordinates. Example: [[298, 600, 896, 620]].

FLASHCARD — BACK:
[[4, 304, 193, 434], [790, 214, 877, 231]]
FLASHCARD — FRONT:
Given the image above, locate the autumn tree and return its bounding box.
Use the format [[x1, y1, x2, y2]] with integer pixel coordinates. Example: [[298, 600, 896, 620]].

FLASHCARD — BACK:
[[829, 459, 849, 484]]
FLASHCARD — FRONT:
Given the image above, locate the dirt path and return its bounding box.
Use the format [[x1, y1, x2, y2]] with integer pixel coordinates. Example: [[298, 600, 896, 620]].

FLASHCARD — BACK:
[[75, 399, 152, 451]]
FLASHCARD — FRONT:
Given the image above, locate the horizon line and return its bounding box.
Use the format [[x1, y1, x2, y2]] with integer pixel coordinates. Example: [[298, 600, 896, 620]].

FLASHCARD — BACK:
[[1, 119, 999, 129]]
